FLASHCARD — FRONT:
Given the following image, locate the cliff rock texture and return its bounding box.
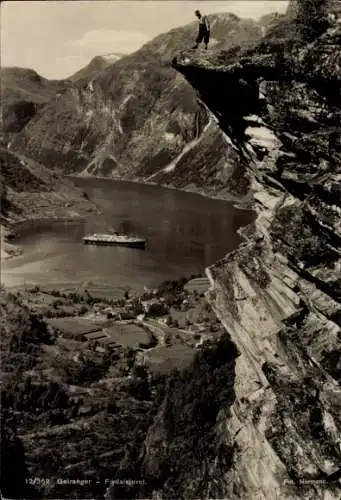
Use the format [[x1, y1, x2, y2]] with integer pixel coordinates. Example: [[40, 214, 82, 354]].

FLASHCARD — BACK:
[[171, 1, 341, 498]]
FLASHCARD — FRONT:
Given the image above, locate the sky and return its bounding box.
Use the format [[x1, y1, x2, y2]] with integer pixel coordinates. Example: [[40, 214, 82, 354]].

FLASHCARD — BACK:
[[1, 1, 289, 79]]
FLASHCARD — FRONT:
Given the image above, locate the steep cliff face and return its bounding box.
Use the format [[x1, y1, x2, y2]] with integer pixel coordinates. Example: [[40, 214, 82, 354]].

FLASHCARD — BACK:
[[10, 14, 269, 192], [170, 3, 341, 499]]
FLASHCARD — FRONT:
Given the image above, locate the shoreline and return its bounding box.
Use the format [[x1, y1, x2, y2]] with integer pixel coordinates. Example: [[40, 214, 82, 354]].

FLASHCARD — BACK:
[[70, 174, 255, 211], [1, 215, 89, 262], [9, 215, 87, 233]]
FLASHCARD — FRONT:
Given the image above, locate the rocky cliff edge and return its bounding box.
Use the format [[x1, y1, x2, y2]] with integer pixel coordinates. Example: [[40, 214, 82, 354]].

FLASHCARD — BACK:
[[172, 4, 341, 499]]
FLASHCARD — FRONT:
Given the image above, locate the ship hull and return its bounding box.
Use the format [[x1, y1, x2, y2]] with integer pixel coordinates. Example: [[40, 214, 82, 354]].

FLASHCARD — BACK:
[[83, 238, 147, 249]]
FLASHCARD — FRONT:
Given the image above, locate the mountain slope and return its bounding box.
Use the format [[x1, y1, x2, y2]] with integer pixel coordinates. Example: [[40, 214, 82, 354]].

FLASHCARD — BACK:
[[11, 13, 266, 192], [69, 53, 123, 84], [0, 147, 96, 259], [0, 68, 69, 134]]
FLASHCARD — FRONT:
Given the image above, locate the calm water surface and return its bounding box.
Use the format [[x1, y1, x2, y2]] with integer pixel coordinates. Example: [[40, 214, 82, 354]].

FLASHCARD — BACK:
[[3, 179, 254, 295]]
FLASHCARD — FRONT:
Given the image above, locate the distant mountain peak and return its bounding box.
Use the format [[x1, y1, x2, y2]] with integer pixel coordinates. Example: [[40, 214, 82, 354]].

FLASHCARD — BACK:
[[100, 52, 126, 60], [70, 53, 123, 83]]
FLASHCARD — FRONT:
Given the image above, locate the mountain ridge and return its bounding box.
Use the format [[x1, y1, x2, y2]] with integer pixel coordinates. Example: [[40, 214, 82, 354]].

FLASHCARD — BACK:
[[0, 67, 70, 134], [69, 53, 124, 83]]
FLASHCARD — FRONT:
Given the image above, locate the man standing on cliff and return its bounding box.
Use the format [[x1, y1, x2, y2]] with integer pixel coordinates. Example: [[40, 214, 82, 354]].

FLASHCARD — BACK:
[[193, 10, 210, 50]]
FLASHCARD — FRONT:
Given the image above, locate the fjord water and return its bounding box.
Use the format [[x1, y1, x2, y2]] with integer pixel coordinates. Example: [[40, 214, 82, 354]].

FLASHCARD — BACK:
[[3, 179, 254, 294]]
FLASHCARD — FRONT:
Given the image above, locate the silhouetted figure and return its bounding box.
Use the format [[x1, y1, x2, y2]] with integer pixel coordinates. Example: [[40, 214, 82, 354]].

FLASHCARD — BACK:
[[193, 10, 210, 50]]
